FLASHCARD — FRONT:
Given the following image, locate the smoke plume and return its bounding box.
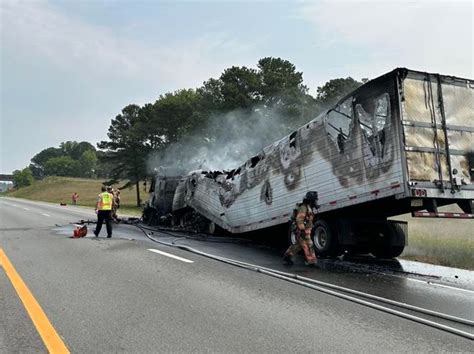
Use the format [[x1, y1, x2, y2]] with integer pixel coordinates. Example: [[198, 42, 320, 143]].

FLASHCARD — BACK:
[[147, 104, 313, 175]]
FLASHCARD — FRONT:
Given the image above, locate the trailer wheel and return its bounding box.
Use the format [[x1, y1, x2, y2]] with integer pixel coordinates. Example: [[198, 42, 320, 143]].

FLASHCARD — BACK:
[[287, 224, 297, 246], [143, 207, 157, 225], [312, 220, 340, 258], [371, 223, 405, 259], [208, 221, 216, 235], [205, 220, 226, 235], [142, 207, 151, 224]]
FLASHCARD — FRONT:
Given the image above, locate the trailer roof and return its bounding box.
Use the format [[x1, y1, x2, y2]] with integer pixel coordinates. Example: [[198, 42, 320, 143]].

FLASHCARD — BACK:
[[333, 67, 473, 112]]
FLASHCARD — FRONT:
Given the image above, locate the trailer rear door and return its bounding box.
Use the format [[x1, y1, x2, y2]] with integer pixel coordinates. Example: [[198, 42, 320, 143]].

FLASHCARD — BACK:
[[401, 72, 474, 195]]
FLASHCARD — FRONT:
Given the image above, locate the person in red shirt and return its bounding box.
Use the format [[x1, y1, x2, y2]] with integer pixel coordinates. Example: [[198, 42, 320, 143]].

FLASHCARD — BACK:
[[72, 192, 79, 205]]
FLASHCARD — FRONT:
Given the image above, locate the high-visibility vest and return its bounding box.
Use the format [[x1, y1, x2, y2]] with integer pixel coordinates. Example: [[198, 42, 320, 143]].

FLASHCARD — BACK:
[[98, 192, 113, 211]]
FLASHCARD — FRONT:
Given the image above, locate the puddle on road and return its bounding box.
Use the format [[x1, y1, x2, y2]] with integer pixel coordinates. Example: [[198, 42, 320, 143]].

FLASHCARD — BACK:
[[313, 255, 474, 288]]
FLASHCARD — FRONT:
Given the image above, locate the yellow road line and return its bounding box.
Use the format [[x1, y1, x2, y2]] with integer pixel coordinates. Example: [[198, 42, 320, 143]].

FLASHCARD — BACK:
[[0, 248, 70, 354]]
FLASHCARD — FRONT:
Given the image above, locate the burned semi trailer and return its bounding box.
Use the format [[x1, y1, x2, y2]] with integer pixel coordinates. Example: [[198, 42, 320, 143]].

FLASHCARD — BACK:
[[144, 68, 474, 258]]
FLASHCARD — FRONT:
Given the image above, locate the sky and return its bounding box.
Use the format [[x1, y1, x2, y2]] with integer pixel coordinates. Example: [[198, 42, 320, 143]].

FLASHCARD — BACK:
[[1, 0, 473, 174]]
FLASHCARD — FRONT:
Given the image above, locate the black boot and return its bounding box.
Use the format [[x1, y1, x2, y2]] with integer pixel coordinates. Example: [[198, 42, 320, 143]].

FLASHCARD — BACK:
[[283, 254, 294, 265]]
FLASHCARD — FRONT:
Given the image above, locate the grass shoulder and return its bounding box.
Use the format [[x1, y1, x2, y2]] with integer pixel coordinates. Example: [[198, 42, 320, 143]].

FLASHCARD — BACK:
[[4, 176, 146, 217], [394, 207, 473, 270]]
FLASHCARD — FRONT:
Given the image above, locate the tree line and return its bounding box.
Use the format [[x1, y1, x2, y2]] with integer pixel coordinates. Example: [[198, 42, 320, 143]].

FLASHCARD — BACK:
[[13, 57, 362, 205], [12, 141, 111, 188]]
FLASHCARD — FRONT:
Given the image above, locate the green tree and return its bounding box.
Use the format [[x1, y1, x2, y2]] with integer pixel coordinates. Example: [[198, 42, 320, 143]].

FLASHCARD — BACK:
[[198, 78, 224, 112], [30, 147, 62, 178], [12, 167, 34, 188], [217, 66, 261, 111], [59, 141, 79, 158], [196, 57, 320, 129], [29, 141, 98, 178], [151, 89, 205, 144], [94, 150, 115, 178], [257, 57, 318, 127], [257, 57, 306, 99], [60, 141, 95, 160], [44, 156, 81, 177], [79, 150, 98, 178], [98, 104, 150, 206], [316, 77, 363, 107]]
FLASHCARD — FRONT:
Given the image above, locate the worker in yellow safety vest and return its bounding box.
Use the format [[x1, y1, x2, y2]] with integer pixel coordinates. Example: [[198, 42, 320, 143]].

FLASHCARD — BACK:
[[94, 186, 114, 238]]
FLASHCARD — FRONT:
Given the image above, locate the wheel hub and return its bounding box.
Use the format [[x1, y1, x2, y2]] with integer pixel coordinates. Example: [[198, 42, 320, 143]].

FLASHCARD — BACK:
[[315, 227, 327, 249]]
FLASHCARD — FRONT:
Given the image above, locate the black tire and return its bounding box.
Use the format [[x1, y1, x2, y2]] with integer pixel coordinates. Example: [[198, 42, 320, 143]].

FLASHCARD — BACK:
[[287, 223, 297, 247], [371, 223, 405, 258], [208, 221, 216, 235], [142, 208, 150, 224], [142, 207, 155, 225], [312, 220, 340, 258]]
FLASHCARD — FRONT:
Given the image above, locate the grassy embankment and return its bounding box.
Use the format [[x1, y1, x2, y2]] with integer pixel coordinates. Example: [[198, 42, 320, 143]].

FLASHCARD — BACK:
[[393, 209, 473, 270], [3, 177, 473, 269], [2, 176, 144, 216]]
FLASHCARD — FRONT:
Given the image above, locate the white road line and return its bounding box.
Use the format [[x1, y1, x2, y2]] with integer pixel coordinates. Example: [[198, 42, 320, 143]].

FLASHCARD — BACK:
[[405, 277, 474, 294], [23, 208, 30, 210], [147, 249, 194, 263], [41, 213, 51, 217], [2, 198, 104, 217]]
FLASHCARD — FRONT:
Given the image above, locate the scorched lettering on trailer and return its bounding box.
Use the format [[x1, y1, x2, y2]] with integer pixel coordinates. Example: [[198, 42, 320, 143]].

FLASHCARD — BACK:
[[195, 90, 397, 208]]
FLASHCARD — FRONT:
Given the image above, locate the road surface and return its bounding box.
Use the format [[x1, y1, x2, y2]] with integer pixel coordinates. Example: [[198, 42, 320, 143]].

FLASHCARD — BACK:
[[0, 197, 472, 352]]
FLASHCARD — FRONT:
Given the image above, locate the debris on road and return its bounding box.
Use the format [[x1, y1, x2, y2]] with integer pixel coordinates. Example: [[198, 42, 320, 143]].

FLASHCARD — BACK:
[[72, 225, 88, 238]]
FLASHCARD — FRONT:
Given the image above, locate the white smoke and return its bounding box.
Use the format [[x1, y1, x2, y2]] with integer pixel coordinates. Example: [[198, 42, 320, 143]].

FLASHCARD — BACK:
[[147, 104, 310, 175]]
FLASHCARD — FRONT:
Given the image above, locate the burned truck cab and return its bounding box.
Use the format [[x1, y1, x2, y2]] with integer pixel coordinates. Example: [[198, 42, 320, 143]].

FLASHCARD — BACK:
[[143, 172, 182, 225]]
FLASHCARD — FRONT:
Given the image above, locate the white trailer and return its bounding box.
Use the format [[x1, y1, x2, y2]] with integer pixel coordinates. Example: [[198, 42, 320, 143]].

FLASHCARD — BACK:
[[146, 68, 473, 258]]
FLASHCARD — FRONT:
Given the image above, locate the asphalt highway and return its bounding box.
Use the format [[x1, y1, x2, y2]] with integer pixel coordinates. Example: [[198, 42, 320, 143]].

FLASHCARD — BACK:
[[0, 197, 472, 352]]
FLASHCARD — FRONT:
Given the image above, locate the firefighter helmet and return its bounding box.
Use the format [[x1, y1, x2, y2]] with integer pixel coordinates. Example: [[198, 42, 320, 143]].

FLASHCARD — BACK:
[[304, 191, 319, 207]]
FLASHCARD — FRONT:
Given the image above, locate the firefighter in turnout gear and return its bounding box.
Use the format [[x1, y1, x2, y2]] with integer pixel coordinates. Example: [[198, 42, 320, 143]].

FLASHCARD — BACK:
[[283, 191, 319, 266], [94, 186, 113, 238]]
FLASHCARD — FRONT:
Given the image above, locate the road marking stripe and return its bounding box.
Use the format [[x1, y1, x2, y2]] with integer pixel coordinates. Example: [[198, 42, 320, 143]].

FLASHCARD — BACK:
[[1, 198, 105, 217], [0, 248, 70, 354], [23, 208, 30, 210], [41, 213, 51, 217], [147, 248, 194, 263]]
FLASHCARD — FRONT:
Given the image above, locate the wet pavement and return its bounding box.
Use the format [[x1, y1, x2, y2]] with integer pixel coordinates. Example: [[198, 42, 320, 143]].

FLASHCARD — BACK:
[[54, 222, 474, 327], [4, 197, 472, 349]]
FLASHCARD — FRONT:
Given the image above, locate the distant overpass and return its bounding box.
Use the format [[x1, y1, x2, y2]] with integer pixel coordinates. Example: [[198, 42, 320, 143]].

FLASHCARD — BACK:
[[0, 174, 14, 182]]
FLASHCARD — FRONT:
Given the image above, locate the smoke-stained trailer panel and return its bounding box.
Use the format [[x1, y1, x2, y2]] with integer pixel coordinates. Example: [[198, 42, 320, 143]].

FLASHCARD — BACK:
[[173, 68, 474, 234], [401, 70, 474, 198]]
